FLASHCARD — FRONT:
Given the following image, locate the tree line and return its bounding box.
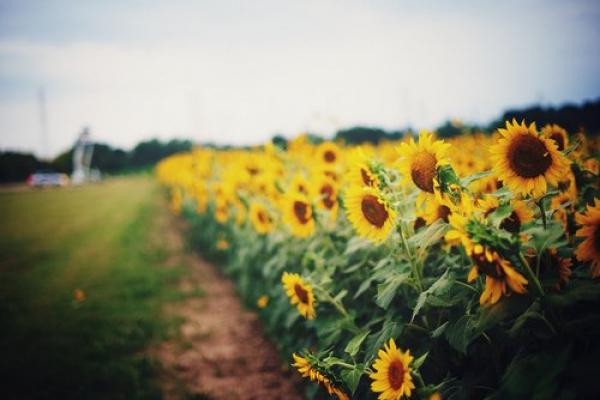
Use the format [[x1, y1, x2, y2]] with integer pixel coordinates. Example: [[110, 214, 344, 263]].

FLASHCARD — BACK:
[[0, 139, 192, 183], [1, 98, 598, 183]]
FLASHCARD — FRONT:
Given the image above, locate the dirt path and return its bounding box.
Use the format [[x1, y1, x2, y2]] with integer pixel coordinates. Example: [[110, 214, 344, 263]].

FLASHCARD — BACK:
[[153, 212, 304, 400]]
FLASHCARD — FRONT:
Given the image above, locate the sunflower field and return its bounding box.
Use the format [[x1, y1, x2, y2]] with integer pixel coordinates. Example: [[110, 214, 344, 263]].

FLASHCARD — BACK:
[[156, 120, 600, 400]]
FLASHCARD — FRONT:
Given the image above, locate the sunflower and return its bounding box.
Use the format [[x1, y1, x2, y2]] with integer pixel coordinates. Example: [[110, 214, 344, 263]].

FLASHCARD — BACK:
[[479, 196, 533, 234], [312, 176, 339, 220], [467, 244, 528, 306], [413, 216, 426, 231], [316, 141, 341, 165], [170, 188, 182, 214], [192, 182, 209, 213], [444, 192, 478, 252], [397, 130, 450, 194], [551, 170, 578, 229], [282, 272, 316, 319], [214, 199, 230, 223], [257, 295, 269, 308], [369, 339, 415, 399], [73, 288, 86, 302], [345, 186, 396, 243], [541, 123, 569, 152], [421, 196, 452, 225], [232, 199, 246, 225], [490, 119, 571, 197], [574, 198, 600, 277], [290, 173, 310, 195], [282, 192, 315, 238], [249, 201, 275, 234], [540, 249, 573, 291], [347, 149, 380, 189], [216, 238, 229, 250], [292, 354, 349, 400]]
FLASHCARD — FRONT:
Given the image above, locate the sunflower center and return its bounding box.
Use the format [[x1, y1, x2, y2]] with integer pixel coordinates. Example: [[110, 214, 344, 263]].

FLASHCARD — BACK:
[[507, 135, 552, 178], [257, 210, 269, 224], [324, 150, 336, 163], [293, 201, 310, 224], [437, 205, 451, 223], [294, 283, 309, 304], [500, 211, 521, 233], [387, 360, 405, 390], [361, 168, 374, 186], [361, 195, 389, 228], [549, 132, 565, 151], [297, 184, 308, 194], [324, 170, 337, 181], [414, 216, 426, 230], [320, 184, 336, 209], [594, 226, 600, 252], [410, 151, 437, 193], [472, 251, 505, 279]]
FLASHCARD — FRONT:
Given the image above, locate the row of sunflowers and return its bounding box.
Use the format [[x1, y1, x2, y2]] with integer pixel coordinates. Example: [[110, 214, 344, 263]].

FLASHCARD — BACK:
[[157, 120, 600, 399]]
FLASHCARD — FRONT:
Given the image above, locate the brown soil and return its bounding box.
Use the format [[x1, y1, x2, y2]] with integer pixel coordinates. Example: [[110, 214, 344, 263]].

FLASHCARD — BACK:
[[152, 211, 305, 400]]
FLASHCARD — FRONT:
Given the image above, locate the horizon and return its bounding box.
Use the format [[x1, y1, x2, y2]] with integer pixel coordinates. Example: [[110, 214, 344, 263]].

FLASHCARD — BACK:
[[4, 96, 600, 161], [1, 0, 600, 158]]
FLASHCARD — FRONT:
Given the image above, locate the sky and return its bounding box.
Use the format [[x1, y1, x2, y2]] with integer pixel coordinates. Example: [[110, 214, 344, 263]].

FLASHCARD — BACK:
[[0, 0, 599, 158]]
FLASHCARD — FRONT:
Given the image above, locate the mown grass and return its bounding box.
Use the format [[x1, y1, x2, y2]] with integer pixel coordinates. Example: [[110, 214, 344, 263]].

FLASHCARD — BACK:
[[0, 176, 186, 399]]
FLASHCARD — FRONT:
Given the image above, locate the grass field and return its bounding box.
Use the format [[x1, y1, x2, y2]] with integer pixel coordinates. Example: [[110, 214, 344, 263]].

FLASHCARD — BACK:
[[0, 176, 189, 399]]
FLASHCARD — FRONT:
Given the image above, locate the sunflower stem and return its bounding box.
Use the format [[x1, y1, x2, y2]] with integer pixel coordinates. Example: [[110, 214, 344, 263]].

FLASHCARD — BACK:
[[414, 371, 426, 388], [314, 286, 351, 321], [454, 280, 480, 294], [536, 199, 547, 230], [330, 361, 355, 370], [399, 223, 424, 292], [518, 252, 545, 297]]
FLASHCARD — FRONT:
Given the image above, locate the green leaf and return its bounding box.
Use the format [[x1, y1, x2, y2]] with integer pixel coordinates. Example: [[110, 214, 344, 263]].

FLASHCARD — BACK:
[[408, 219, 449, 257], [545, 279, 600, 307], [438, 164, 461, 187], [495, 346, 571, 399], [376, 273, 410, 309], [460, 170, 491, 187], [508, 300, 551, 337], [412, 352, 428, 369], [431, 321, 449, 338], [341, 365, 364, 395], [444, 315, 471, 354], [344, 236, 372, 255], [525, 222, 565, 256], [487, 204, 513, 228], [411, 270, 452, 321], [354, 276, 376, 299], [471, 295, 531, 334], [333, 289, 348, 303], [284, 309, 301, 328], [444, 295, 532, 353], [344, 330, 370, 357], [366, 319, 402, 357]]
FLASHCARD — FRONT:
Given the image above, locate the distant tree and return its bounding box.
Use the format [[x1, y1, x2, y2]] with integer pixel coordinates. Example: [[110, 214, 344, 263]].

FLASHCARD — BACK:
[[334, 126, 404, 144], [50, 149, 73, 174], [131, 139, 192, 168], [91, 143, 129, 173], [0, 152, 50, 183], [489, 98, 600, 135], [271, 135, 288, 150]]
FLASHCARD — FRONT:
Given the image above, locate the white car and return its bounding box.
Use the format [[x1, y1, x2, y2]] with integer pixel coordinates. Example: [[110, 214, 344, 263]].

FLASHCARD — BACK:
[[27, 172, 70, 187]]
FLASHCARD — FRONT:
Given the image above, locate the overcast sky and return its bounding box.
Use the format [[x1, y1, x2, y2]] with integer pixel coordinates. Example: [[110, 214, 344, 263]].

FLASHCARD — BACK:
[[1, 0, 599, 157]]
